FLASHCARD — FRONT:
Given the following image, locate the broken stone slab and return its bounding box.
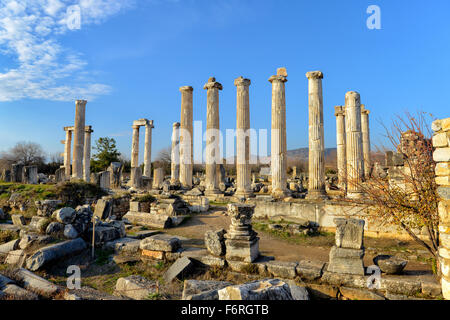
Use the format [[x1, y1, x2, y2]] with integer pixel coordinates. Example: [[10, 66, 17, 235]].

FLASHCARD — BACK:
[[87, 226, 120, 244], [0, 274, 14, 288], [379, 276, 422, 296], [170, 215, 188, 227], [421, 281, 442, 297], [127, 229, 160, 239], [334, 218, 365, 249], [123, 211, 171, 229], [205, 229, 226, 256], [196, 255, 226, 268], [45, 222, 64, 236], [19, 234, 51, 250], [94, 198, 113, 220], [286, 280, 310, 300], [26, 238, 87, 271], [339, 286, 385, 300], [54, 207, 77, 224], [327, 246, 365, 275], [5, 249, 27, 267], [296, 259, 326, 281], [321, 271, 367, 289], [114, 275, 158, 300], [140, 234, 181, 252], [266, 261, 298, 279], [306, 283, 339, 300], [11, 214, 26, 226], [113, 253, 140, 265], [64, 224, 79, 239], [1, 284, 39, 300], [65, 287, 128, 300], [218, 279, 293, 300], [182, 280, 233, 300], [373, 255, 408, 275], [0, 223, 20, 233], [141, 249, 165, 260], [35, 200, 61, 217], [28, 216, 51, 233], [0, 239, 20, 254], [104, 237, 141, 254], [163, 257, 195, 283], [14, 268, 60, 297], [180, 247, 208, 259]]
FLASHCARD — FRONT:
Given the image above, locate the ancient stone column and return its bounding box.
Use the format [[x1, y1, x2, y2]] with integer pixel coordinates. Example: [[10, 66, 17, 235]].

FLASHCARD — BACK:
[[179, 86, 194, 189], [204, 77, 223, 195], [234, 76, 253, 198], [143, 120, 154, 178], [361, 105, 371, 179], [269, 68, 290, 199], [83, 126, 93, 182], [63, 127, 72, 178], [152, 168, 164, 189], [306, 71, 327, 199], [170, 122, 181, 184], [345, 91, 364, 199], [130, 124, 141, 188], [335, 106, 346, 191], [72, 100, 87, 180]]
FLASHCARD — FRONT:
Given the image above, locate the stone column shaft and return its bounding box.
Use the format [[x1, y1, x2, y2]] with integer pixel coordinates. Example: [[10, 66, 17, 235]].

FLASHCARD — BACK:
[[204, 77, 222, 195], [72, 100, 87, 180], [131, 125, 140, 168], [235, 76, 253, 198], [179, 86, 194, 188], [171, 122, 180, 184], [64, 128, 72, 177], [143, 121, 154, 177], [345, 91, 364, 198], [83, 127, 93, 182], [269, 68, 290, 198], [335, 106, 346, 191], [361, 105, 371, 179], [306, 71, 327, 199]]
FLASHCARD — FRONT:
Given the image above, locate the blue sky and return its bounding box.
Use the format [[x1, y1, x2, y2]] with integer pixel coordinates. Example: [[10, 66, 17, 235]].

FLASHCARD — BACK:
[[0, 0, 449, 164]]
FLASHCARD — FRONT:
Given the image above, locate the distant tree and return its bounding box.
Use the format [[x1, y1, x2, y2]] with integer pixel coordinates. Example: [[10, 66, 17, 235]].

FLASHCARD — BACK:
[[90, 137, 121, 172], [153, 146, 172, 175], [39, 152, 64, 175], [2, 141, 46, 166]]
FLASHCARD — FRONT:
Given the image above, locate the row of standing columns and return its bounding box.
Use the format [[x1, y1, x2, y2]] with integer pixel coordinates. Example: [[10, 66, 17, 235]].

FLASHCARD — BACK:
[[171, 69, 371, 198], [130, 119, 154, 188], [62, 124, 93, 182]]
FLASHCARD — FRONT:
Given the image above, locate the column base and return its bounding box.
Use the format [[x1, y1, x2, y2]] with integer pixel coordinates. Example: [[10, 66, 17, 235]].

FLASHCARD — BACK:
[[225, 237, 260, 263], [234, 190, 255, 200], [306, 190, 329, 200], [205, 188, 222, 196]]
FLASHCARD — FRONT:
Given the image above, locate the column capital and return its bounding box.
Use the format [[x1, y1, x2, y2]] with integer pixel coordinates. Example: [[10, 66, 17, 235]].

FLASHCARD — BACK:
[[75, 99, 87, 106], [234, 76, 251, 87], [179, 86, 193, 92], [334, 106, 345, 116], [132, 124, 140, 130], [203, 77, 223, 90], [361, 105, 370, 115], [63, 126, 74, 132], [345, 91, 361, 102], [173, 122, 180, 128], [268, 75, 287, 83], [305, 71, 323, 80], [84, 125, 93, 133], [145, 119, 155, 129]]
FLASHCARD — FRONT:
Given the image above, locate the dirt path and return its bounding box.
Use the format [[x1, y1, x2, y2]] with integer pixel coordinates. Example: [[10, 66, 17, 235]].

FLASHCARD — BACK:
[[164, 208, 435, 280]]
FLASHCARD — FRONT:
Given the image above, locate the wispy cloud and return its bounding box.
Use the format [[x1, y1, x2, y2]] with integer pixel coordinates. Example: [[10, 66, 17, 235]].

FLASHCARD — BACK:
[[0, 0, 135, 102]]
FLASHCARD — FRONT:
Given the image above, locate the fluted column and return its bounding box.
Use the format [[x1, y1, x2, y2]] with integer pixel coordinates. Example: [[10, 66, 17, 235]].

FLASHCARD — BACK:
[[170, 122, 180, 184], [63, 127, 72, 177], [72, 100, 87, 180], [179, 86, 194, 189], [83, 126, 93, 182], [204, 77, 222, 195], [269, 68, 290, 199], [306, 71, 327, 199], [345, 91, 364, 199], [361, 105, 371, 179], [131, 124, 140, 168], [235, 76, 253, 198], [143, 120, 154, 178], [335, 106, 346, 191]]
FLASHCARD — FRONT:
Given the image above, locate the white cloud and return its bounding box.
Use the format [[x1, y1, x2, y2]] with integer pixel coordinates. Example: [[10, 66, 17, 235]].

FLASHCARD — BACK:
[[0, 0, 135, 102]]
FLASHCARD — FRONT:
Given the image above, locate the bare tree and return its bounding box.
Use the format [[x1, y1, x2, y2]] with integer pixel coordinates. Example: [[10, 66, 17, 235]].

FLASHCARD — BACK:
[[349, 111, 439, 259], [1, 141, 46, 166]]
